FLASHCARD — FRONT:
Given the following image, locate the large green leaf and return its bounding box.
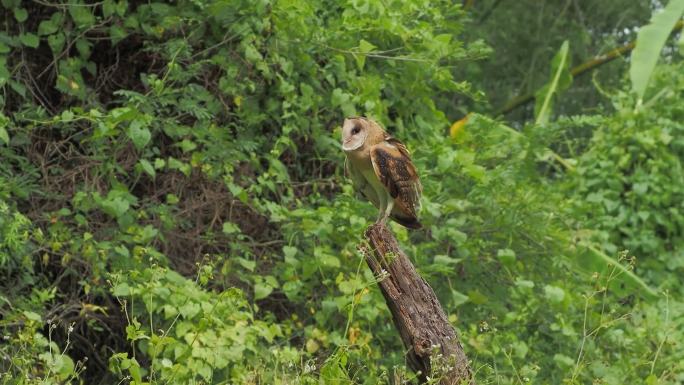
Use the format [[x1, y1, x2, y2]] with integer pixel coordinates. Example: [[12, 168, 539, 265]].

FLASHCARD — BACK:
[[630, 0, 684, 104], [535, 40, 572, 125]]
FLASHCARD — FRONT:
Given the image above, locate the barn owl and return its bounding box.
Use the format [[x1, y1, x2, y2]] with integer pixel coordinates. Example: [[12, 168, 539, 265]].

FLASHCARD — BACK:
[[341, 117, 422, 229]]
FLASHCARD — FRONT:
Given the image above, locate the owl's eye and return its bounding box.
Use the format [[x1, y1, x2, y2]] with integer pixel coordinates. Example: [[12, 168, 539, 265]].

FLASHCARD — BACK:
[[352, 127, 360, 135]]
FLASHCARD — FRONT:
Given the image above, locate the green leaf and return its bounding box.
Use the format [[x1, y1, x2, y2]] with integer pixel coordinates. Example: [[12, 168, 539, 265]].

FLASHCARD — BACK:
[[630, 0, 684, 105], [283, 245, 298, 263], [54, 354, 75, 379], [497, 248, 516, 266], [154, 158, 165, 169], [467, 290, 488, 305], [102, 0, 117, 17], [127, 120, 151, 149], [179, 302, 200, 318], [9, 80, 26, 97], [75, 38, 91, 59], [553, 353, 575, 368], [0, 112, 9, 144], [13, 7, 27, 22], [165, 193, 178, 204], [451, 289, 469, 307], [114, 245, 129, 258], [38, 15, 61, 36], [0, 128, 8, 144], [19, 33, 40, 48], [244, 44, 262, 63], [197, 364, 212, 381], [109, 25, 128, 45], [535, 40, 571, 125], [434, 254, 463, 266], [101, 197, 130, 218], [69, 4, 95, 27], [515, 279, 535, 290], [23, 311, 42, 322], [543, 285, 565, 303], [136, 225, 158, 243], [128, 359, 142, 384], [355, 39, 376, 70], [48, 33, 66, 53], [254, 282, 273, 300], [139, 159, 155, 177], [222, 222, 240, 234], [178, 139, 197, 153], [315, 249, 340, 268], [331, 88, 356, 117], [168, 157, 190, 176], [236, 257, 256, 272], [0, 57, 9, 87]]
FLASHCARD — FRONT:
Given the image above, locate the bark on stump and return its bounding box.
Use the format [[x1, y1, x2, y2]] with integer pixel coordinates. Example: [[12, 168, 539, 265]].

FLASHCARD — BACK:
[[362, 223, 473, 385]]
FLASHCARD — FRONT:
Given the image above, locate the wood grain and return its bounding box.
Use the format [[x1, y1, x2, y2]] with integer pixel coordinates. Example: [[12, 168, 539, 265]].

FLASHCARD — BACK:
[[362, 223, 473, 385]]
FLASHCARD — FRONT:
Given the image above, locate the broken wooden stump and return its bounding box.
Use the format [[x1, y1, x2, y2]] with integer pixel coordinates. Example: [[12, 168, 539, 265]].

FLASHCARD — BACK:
[[362, 223, 473, 385]]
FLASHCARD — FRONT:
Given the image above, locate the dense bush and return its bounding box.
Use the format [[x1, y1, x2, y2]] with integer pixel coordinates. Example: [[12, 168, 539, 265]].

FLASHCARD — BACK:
[[1, 1, 683, 384], [571, 62, 684, 285]]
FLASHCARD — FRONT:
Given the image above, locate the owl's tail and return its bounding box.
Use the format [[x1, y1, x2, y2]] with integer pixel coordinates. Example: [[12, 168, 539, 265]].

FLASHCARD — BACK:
[[392, 215, 422, 230]]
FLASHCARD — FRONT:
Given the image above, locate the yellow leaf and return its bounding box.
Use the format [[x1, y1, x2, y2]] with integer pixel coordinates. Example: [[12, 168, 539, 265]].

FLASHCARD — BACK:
[[450, 113, 471, 141], [80, 303, 109, 316], [348, 326, 360, 345], [305, 338, 320, 353], [234, 95, 243, 107]]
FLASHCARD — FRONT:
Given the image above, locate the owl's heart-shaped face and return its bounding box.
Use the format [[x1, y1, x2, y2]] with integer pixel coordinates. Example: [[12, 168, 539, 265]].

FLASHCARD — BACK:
[[341, 117, 369, 151]]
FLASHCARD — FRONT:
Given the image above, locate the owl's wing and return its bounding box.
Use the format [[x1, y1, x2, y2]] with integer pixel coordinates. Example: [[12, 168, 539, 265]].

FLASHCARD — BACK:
[[370, 137, 422, 229]]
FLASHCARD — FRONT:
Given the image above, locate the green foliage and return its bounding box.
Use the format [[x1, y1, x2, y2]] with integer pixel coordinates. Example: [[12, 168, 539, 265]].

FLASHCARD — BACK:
[[0, 201, 81, 384], [0, 1, 683, 385], [109, 266, 300, 384], [630, 0, 684, 104], [571, 61, 684, 288]]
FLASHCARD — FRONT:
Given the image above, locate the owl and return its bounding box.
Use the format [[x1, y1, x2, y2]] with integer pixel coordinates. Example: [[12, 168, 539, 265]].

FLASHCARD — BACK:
[[341, 117, 422, 229]]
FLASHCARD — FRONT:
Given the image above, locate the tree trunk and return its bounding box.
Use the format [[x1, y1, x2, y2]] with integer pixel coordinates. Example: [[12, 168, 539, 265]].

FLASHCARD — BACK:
[[362, 223, 474, 385]]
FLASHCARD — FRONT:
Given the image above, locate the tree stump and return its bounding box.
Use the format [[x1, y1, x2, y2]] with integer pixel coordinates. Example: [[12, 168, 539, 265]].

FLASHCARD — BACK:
[[362, 223, 473, 385]]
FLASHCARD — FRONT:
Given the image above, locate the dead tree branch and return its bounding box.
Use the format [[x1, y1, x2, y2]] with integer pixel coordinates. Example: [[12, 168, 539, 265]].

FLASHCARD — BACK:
[[362, 223, 473, 385]]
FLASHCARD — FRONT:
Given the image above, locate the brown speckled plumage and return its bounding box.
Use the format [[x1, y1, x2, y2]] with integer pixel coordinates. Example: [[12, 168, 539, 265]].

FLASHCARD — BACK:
[[341, 117, 422, 229]]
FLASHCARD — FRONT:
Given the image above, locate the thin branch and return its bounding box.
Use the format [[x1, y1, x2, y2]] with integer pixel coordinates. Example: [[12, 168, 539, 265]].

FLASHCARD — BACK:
[[317, 42, 433, 63]]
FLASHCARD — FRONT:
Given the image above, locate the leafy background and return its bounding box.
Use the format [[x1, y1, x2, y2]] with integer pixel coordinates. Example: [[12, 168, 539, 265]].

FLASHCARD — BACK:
[[1, 0, 683, 384]]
